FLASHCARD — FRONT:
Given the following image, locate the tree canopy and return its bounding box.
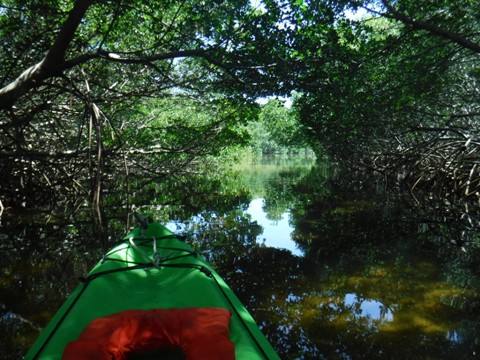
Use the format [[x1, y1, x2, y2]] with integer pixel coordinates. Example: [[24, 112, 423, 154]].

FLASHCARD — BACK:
[[0, 0, 298, 217], [1, 0, 480, 218], [292, 0, 480, 205]]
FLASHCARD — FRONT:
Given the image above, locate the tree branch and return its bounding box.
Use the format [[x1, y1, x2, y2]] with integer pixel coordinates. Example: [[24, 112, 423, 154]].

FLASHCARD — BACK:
[[62, 48, 247, 85], [0, 0, 268, 111], [0, 0, 94, 110], [379, 0, 480, 54]]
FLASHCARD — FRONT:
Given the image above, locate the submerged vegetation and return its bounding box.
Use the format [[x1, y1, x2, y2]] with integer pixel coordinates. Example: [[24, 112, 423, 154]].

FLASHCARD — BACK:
[[3, 158, 479, 359]]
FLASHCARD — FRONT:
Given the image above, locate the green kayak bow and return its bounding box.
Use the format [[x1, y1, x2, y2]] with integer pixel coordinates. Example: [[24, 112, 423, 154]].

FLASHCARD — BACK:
[[25, 220, 280, 359]]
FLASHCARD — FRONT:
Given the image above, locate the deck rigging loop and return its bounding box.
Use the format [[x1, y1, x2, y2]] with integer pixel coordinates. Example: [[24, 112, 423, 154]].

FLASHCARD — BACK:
[[129, 236, 157, 267], [128, 235, 175, 268]]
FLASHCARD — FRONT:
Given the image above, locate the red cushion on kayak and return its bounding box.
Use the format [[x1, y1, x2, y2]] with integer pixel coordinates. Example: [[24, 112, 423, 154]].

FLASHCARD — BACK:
[[62, 308, 234, 360]]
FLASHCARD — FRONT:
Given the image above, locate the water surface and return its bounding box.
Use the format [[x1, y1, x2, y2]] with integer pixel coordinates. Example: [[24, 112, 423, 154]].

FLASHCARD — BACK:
[[1, 154, 479, 359]]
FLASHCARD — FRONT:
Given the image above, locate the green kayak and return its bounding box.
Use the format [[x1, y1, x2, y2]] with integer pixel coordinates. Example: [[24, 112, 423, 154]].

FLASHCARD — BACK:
[[25, 219, 280, 359]]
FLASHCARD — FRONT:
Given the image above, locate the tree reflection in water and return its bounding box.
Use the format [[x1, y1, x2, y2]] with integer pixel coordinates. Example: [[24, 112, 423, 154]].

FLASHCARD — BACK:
[[1, 156, 480, 359], [171, 159, 480, 359]]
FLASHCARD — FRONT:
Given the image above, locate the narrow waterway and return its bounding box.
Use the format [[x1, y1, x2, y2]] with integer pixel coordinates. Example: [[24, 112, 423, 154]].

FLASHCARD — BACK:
[[166, 155, 480, 359], [1, 154, 479, 359], [232, 154, 311, 256]]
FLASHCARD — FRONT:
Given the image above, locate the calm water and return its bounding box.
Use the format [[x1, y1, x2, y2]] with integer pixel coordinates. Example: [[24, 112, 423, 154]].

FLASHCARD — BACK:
[[246, 198, 301, 255], [1, 154, 480, 359]]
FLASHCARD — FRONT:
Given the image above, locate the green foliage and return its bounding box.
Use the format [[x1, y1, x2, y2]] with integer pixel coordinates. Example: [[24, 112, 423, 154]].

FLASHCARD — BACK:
[[260, 99, 307, 148], [124, 96, 251, 156], [245, 98, 315, 155], [0, 0, 296, 210], [291, 0, 480, 166], [2, 0, 480, 211], [245, 120, 280, 154]]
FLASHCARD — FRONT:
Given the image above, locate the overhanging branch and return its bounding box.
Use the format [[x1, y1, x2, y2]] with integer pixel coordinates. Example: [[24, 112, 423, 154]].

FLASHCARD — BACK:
[[379, 0, 480, 54], [0, 0, 94, 110]]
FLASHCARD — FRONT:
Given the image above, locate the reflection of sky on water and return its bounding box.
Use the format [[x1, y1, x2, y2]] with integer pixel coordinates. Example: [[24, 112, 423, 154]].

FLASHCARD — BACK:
[[164, 197, 303, 256], [344, 293, 393, 321], [247, 198, 303, 256], [447, 330, 463, 344]]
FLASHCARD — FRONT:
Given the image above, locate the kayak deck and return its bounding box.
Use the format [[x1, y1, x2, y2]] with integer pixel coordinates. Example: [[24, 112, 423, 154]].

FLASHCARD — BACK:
[[25, 222, 279, 359]]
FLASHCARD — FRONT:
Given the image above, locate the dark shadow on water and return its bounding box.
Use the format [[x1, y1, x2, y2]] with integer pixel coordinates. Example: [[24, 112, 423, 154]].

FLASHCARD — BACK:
[[1, 156, 480, 359]]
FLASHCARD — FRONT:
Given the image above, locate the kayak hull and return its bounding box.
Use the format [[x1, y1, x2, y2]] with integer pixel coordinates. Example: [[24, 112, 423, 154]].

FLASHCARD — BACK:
[[25, 222, 279, 359]]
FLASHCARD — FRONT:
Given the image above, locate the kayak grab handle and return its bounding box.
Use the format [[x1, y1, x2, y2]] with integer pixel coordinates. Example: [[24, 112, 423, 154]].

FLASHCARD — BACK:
[[134, 212, 151, 230]]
